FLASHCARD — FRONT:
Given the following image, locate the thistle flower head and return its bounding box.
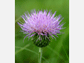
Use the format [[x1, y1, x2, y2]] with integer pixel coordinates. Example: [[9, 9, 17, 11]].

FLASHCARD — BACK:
[[18, 10, 64, 47]]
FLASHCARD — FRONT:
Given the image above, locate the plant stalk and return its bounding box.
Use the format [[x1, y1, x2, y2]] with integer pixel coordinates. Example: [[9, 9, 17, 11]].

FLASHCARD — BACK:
[[39, 47, 42, 63]]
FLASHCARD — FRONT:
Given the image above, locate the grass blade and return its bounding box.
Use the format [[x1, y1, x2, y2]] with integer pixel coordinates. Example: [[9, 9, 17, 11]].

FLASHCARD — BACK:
[[15, 46, 49, 63], [15, 43, 31, 54]]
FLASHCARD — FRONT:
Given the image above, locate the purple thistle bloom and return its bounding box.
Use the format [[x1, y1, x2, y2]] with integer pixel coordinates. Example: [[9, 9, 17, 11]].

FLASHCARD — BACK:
[[18, 10, 64, 47]]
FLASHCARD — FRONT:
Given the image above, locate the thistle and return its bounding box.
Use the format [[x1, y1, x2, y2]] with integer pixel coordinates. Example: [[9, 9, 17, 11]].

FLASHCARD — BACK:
[[18, 10, 64, 63]]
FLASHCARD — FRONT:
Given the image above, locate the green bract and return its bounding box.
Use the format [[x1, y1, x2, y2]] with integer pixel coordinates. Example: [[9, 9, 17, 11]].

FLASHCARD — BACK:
[[33, 33, 50, 47]]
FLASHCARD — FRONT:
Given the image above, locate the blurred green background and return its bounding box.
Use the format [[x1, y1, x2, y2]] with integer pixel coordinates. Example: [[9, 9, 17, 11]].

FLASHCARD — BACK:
[[15, 0, 69, 63]]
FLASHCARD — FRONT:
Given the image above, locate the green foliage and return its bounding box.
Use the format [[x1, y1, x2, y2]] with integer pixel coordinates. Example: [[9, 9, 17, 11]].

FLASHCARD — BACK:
[[15, 0, 69, 63]]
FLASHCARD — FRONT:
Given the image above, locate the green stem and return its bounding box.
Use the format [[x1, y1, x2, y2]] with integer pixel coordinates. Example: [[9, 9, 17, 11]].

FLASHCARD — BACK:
[[39, 47, 42, 63]]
